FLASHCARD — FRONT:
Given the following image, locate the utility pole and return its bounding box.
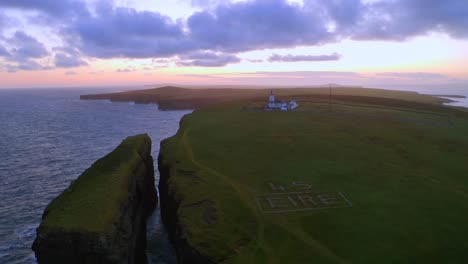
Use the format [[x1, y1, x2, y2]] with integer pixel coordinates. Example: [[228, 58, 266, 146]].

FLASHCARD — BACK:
[[328, 83, 332, 112]]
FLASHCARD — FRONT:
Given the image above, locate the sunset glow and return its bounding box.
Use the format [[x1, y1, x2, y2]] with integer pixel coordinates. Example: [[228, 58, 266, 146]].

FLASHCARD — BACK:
[[1, 0, 467, 88]]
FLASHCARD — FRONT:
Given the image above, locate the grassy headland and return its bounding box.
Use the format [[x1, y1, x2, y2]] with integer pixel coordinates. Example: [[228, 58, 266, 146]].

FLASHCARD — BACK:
[[158, 89, 468, 263], [80, 86, 460, 111], [40, 134, 153, 233]]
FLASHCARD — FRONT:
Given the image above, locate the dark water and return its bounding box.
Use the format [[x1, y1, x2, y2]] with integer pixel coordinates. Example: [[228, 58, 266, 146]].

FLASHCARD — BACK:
[[0, 88, 190, 263]]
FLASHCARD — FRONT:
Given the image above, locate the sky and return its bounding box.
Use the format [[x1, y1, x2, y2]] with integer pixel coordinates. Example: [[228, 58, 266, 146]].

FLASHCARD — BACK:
[[0, 0, 467, 88]]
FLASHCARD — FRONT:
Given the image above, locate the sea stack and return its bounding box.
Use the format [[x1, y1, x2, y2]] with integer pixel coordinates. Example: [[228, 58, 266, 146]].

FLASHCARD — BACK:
[[32, 134, 157, 264]]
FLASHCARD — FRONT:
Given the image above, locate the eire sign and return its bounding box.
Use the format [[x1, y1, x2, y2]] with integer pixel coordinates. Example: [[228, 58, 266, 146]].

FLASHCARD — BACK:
[[256, 182, 352, 213]]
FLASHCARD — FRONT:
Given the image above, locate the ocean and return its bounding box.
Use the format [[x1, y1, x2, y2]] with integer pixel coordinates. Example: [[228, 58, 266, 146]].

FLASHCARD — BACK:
[[0, 86, 466, 264], [375, 84, 468, 108], [0, 88, 190, 263]]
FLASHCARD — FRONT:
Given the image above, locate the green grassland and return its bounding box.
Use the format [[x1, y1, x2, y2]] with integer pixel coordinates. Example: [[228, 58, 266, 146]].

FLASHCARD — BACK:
[[41, 134, 151, 233], [159, 94, 468, 263]]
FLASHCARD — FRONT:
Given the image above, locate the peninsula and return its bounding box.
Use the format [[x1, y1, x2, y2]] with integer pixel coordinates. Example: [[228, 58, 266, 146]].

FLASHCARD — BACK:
[[157, 94, 468, 263], [78, 86, 468, 263]]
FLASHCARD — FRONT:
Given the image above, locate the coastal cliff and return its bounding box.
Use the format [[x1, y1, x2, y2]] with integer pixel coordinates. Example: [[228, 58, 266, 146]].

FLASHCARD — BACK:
[[158, 156, 215, 264], [158, 116, 216, 264], [32, 134, 157, 264]]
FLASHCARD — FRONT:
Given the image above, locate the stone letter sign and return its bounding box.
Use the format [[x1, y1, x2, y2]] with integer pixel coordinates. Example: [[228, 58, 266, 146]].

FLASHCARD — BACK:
[[256, 190, 352, 213]]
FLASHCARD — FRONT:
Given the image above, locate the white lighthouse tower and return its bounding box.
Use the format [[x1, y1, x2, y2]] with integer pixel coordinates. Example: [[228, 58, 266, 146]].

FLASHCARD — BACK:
[[268, 90, 275, 108]]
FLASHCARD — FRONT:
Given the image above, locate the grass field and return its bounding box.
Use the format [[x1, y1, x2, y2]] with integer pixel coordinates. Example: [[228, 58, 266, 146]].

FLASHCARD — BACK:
[[159, 94, 468, 263]]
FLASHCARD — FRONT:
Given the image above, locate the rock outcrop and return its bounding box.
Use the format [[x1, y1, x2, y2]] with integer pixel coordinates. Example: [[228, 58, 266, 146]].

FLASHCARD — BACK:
[[32, 134, 157, 264]]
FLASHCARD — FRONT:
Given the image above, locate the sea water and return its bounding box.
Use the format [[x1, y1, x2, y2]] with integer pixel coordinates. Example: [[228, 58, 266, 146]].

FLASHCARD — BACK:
[[377, 84, 468, 108], [0, 88, 189, 263]]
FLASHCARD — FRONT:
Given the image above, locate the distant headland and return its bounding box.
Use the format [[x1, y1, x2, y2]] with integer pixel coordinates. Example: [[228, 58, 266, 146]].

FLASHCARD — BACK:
[[80, 85, 462, 112]]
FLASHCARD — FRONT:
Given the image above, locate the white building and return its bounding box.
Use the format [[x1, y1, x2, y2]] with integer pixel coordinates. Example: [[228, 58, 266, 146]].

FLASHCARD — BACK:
[[266, 90, 298, 111], [289, 100, 298, 110]]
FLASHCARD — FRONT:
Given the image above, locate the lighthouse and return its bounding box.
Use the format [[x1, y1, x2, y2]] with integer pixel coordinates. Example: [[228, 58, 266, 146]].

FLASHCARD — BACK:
[[269, 90, 275, 108], [266, 89, 299, 110]]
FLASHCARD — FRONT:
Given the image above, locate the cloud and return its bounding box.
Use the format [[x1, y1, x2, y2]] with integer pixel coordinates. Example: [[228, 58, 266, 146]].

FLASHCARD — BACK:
[[68, 0, 468, 62], [152, 58, 171, 64], [269, 53, 342, 62], [58, 0, 468, 64], [376, 72, 449, 79], [65, 0, 334, 60], [54, 53, 88, 68], [116, 67, 136, 73], [0, 12, 5, 32], [303, 0, 365, 34], [0, 12, 22, 35], [65, 71, 77, 75], [246, 59, 263, 63], [189, 0, 225, 8], [4, 60, 51, 73], [240, 71, 361, 78], [0, 45, 10, 57], [9, 31, 49, 61], [349, 0, 468, 40], [183, 70, 361, 79], [178, 51, 240, 67], [0, 31, 52, 72], [69, 6, 189, 58], [0, 0, 89, 18], [187, 0, 332, 52], [3, 0, 468, 72], [181, 73, 225, 79], [186, 0, 468, 51]]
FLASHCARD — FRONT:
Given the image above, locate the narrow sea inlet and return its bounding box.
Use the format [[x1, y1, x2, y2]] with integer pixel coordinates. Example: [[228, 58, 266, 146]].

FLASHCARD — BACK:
[[0, 88, 190, 264]]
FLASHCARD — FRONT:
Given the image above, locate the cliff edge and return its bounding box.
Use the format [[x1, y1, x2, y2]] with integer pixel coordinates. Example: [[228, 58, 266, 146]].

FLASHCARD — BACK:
[[157, 114, 255, 264], [32, 134, 157, 264]]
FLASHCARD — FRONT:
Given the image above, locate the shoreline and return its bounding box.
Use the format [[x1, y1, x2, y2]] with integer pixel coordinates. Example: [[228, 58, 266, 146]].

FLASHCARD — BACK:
[[425, 94, 466, 99]]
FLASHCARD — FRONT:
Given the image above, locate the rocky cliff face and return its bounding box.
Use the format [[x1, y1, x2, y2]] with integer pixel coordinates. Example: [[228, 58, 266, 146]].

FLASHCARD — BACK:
[[158, 134, 216, 264], [32, 134, 157, 264]]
